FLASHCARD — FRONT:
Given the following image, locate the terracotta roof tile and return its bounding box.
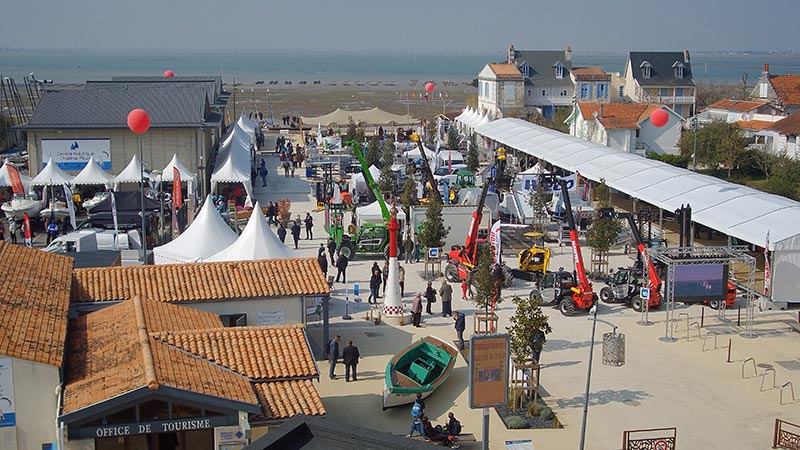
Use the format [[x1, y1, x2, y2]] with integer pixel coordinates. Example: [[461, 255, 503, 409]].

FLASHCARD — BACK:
[[578, 103, 662, 129], [572, 67, 611, 81], [71, 258, 329, 303], [770, 75, 800, 106], [0, 242, 72, 367], [736, 119, 777, 131], [253, 380, 326, 420], [154, 325, 317, 380], [771, 110, 800, 135], [707, 99, 769, 112], [488, 63, 522, 79]]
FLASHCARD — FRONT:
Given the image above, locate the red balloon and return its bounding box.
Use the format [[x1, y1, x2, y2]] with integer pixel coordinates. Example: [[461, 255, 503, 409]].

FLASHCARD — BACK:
[[127, 109, 151, 134], [164, 70, 175, 78], [650, 108, 669, 128], [425, 82, 435, 93]]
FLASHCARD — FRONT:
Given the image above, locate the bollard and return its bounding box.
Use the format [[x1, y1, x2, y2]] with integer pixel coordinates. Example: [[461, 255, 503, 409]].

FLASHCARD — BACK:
[[737, 306, 741, 327], [701, 307, 705, 328], [727, 338, 732, 363]]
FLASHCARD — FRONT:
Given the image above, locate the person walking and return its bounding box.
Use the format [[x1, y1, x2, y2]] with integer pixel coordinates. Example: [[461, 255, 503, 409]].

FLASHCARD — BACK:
[[398, 265, 406, 296], [439, 279, 453, 317], [266, 201, 275, 225], [328, 335, 340, 379], [424, 281, 436, 315], [335, 252, 349, 283], [317, 252, 328, 277], [381, 261, 389, 295], [368, 270, 381, 304], [8, 220, 17, 244], [411, 293, 423, 327], [460, 281, 469, 300], [260, 165, 268, 187], [290, 221, 301, 249], [327, 237, 337, 265], [454, 311, 466, 350], [277, 223, 287, 243], [46, 219, 58, 245], [341, 339, 360, 382], [414, 238, 421, 263], [304, 212, 314, 240], [318, 243, 326, 258], [404, 235, 414, 264]]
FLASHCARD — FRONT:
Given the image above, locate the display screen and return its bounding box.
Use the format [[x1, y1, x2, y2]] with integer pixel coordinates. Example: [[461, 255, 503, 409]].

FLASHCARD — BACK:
[[672, 264, 728, 302]]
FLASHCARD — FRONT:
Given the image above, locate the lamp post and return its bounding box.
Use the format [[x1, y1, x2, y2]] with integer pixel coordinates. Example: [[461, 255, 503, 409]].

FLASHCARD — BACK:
[[151, 170, 164, 243], [127, 109, 151, 264], [579, 305, 625, 450], [692, 117, 698, 171]]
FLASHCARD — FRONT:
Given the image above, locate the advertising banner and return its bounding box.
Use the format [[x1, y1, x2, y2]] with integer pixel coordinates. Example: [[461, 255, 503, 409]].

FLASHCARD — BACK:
[[469, 334, 509, 409], [0, 358, 16, 427], [41, 139, 112, 171]]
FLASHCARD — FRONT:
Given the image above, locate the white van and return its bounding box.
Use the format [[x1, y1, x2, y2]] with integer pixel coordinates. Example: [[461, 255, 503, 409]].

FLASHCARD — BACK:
[[43, 229, 140, 253]]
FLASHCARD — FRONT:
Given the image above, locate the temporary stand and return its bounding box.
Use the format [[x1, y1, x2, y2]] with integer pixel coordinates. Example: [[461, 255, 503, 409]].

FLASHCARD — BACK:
[[342, 285, 352, 320], [646, 246, 756, 342]]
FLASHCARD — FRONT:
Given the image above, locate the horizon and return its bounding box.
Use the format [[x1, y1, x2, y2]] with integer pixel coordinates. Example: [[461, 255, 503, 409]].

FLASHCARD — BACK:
[[2, 48, 799, 55]]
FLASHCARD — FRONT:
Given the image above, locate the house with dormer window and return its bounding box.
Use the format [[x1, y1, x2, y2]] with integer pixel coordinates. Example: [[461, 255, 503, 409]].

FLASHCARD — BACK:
[[504, 44, 575, 119], [622, 51, 696, 117], [477, 63, 525, 119], [752, 64, 800, 115], [570, 67, 612, 104]]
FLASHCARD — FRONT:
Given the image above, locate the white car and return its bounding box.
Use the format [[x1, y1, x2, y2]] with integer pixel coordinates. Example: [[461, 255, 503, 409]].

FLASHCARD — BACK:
[[432, 164, 468, 182]]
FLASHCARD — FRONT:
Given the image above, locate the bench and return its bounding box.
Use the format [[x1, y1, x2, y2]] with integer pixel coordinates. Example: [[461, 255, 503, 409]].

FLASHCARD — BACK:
[[408, 433, 477, 444]]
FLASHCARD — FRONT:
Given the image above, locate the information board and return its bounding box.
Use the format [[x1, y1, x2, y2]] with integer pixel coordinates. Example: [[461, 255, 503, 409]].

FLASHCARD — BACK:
[[469, 334, 509, 409]]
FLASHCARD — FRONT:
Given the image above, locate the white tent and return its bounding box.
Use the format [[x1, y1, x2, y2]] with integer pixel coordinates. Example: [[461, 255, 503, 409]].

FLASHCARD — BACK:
[[351, 165, 381, 194], [71, 156, 114, 187], [479, 112, 491, 126], [401, 145, 436, 160], [204, 202, 296, 262], [162, 154, 197, 195], [302, 107, 417, 127], [0, 160, 32, 193], [30, 157, 74, 187], [212, 124, 254, 200], [222, 123, 252, 150], [435, 150, 466, 168], [113, 154, 149, 190], [153, 195, 238, 264], [355, 200, 406, 225], [454, 108, 467, 124]]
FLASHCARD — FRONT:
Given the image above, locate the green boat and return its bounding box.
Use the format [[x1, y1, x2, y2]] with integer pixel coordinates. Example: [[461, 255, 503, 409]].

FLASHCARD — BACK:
[[382, 336, 459, 410]]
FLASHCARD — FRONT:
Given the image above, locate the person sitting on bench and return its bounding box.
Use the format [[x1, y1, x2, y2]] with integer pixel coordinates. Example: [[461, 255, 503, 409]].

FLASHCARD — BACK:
[[421, 416, 460, 448]]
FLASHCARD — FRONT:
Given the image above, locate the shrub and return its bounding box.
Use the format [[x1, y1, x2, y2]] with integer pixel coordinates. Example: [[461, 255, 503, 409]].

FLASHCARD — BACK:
[[539, 406, 554, 421], [504, 416, 527, 429], [526, 401, 539, 417]]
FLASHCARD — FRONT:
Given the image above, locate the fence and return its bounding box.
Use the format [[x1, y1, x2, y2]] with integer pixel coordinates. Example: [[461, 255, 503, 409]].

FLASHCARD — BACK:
[[773, 419, 800, 449], [623, 427, 677, 450]]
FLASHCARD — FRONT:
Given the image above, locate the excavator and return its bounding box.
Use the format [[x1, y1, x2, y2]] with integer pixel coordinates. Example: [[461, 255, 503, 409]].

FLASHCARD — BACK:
[[517, 232, 551, 281], [529, 174, 596, 316], [445, 176, 513, 289], [596, 208, 662, 312]]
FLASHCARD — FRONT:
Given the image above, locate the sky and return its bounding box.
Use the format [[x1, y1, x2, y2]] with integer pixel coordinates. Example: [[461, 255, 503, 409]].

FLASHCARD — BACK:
[[1, 0, 797, 52]]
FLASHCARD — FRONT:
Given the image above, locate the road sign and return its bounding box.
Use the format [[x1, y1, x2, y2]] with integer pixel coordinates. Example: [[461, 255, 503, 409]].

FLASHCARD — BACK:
[[653, 439, 668, 450], [640, 287, 650, 300]]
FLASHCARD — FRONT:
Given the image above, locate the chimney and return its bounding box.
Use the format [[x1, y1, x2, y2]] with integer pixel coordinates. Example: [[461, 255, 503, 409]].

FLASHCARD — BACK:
[[683, 49, 690, 63], [763, 63, 769, 75], [565, 45, 572, 63], [759, 63, 770, 99], [598, 103, 603, 118], [508, 44, 516, 65]]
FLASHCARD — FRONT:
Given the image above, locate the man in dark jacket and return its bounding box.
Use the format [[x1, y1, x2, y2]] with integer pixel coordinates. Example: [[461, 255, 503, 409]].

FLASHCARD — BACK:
[[290, 221, 301, 249], [277, 224, 287, 243], [341, 339, 361, 382], [424, 281, 436, 315], [328, 335, 340, 379], [304, 212, 314, 240], [454, 311, 466, 350], [327, 237, 337, 265], [335, 252, 349, 283], [318, 253, 328, 277]]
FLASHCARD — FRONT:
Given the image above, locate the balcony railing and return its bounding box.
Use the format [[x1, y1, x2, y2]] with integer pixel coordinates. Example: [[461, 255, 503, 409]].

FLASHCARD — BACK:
[[641, 94, 695, 104]]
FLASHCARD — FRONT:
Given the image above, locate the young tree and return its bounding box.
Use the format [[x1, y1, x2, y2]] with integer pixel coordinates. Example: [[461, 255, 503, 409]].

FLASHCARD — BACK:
[[417, 192, 448, 249], [425, 120, 436, 146], [400, 177, 418, 218], [377, 141, 396, 194], [466, 133, 479, 173], [276, 198, 292, 227], [528, 179, 550, 233], [506, 294, 552, 361], [678, 121, 746, 177], [587, 181, 622, 252], [344, 117, 365, 144], [470, 245, 498, 315], [365, 136, 382, 168], [447, 125, 459, 149]]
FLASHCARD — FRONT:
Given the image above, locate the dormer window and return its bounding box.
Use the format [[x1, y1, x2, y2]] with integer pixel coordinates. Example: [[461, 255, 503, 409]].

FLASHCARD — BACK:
[[672, 61, 685, 79], [640, 61, 652, 79], [520, 62, 531, 78], [554, 62, 565, 79]]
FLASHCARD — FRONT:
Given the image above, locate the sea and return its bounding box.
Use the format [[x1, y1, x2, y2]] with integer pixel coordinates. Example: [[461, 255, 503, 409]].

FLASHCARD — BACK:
[[1, 48, 800, 85]]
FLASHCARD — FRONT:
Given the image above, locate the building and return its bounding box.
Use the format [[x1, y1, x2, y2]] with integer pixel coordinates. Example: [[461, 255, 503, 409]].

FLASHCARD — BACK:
[[60, 297, 324, 449], [570, 67, 612, 104], [0, 242, 73, 450], [694, 99, 784, 138], [622, 51, 696, 118], [70, 258, 330, 328], [17, 77, 229, 196], [476, 63, 524, 119], [752, 64, 800, 114], [505, 44, 575, 119], [566, 103, 683, 155], [752, 110, 800, 157]]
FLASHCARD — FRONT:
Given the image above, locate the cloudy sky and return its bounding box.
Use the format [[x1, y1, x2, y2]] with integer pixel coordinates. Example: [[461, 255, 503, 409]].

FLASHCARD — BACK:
[[2, 0, 796, 52]]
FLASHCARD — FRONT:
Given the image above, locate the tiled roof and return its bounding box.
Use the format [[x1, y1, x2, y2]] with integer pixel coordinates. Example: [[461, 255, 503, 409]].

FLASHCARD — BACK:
[[706, 99, 768, 112], [578, 103, 662, 129], [253, 380, 326, 420], [770, 75, 800, 106], [771, 110, 800, 136], [572, 67, 611, 81], [63, 298, 256, 414], [488, 63, 522, 79], [628, 52, 695, 87], [736, 120, 777, 131], [71, 258, 329, 303], [0, 242, 73, 367], [153, 325, 317, 380]]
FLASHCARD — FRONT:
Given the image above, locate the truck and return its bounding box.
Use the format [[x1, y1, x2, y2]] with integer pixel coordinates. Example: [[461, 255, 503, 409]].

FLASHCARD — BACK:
[[43, 228, 140, 253]]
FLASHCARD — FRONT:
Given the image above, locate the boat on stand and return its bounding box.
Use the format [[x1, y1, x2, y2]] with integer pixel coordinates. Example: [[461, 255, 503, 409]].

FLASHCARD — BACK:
[[383, 336, 458, 410]]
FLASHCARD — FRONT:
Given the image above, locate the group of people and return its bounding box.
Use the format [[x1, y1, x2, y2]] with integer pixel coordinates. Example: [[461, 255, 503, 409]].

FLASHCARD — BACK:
[[275, 213, 314, 250], [407, 394, 462, 448], [326, 335, 361, 382], [409, 279, 455, 326], [275, 137, 306, 178]]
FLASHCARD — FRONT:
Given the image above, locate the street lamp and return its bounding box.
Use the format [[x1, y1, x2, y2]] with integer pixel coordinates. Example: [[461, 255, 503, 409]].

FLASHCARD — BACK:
[[127, 109, 151, 264], [151, 169, 164, 243], [692, 117, 698, 171], [579, 305, 626, 450]]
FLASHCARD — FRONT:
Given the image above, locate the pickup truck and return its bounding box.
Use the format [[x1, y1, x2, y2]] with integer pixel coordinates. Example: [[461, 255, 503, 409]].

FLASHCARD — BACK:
[[43, 228, 140, 253]]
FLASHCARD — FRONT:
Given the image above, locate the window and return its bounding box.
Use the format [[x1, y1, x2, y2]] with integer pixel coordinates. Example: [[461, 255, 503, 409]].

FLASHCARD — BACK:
[[221, 313, 247, 327], [560, 89, 568, 96], [520, 62, 531, 78], [527, 89, 531, 96], [555, 63, 565, 79], [596, 83, 608, 99], [479, 81, 484, 97], [640, 61, 652, 79], [541, 89, 546, 96], [660, 88, 669, 97], [635, 129, 640, 138], [618, 85, 624, 98], [579, 83, 590, 99], [675, 66, 684, 78]]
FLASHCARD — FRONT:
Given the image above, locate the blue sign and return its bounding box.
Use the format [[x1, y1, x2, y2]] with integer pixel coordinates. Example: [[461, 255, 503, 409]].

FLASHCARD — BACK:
[[640, 287, 650, 300]]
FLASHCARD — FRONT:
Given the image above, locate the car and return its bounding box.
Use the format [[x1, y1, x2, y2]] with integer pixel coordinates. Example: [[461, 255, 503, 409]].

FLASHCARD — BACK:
[[432, 164, 468, 182]]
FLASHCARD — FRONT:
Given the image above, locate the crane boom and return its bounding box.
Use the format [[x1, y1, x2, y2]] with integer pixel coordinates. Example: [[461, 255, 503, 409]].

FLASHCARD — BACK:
[[555, 177, 591, 291], [463, 180, 491, 264], [415, 141, 443, 204], [598, 208, 662, 295], [349, 141, 390, 221]]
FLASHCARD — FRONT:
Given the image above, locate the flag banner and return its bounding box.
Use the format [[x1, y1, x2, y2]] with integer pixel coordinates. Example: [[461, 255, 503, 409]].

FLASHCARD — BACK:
[[6, 165, 24, 195], [63, 185, 77, 230], [23, 213, 32, 247], [173, 167, 183, 210], [489, 220, 502, 265], [764, 231, 771, 297], [110, 192, 119, 232]]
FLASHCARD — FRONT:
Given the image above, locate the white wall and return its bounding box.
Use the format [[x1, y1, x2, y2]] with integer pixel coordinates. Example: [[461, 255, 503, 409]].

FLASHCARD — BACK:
[[607, 129, 632, 152], [638, 114, 682, 155], [0, 357, 60, 450], [186, 297, 306, 327]]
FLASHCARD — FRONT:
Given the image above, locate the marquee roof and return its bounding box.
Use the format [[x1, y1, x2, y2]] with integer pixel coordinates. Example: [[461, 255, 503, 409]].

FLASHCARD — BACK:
[[113, 153, 149, 188], [204, 202, 297, 262], [71, 156, 114, 187], [302, 107, 417, 127], [475, 118, 800, 249], [153, 195, 238, 264], [30, 157, 74, 187]]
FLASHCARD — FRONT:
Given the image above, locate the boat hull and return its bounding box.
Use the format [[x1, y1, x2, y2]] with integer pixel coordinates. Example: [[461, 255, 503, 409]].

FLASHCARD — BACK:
[[2, 198, 43, 221], [382, 336, 459, 410]]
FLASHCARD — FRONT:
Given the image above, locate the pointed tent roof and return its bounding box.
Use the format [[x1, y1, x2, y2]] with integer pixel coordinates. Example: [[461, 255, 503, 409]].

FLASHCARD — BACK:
[[204, 202, 296, 262], [113, 153, 149, 189], [351, 165, 381, 194], [30, 157, 74, 187], [162, 154, 197, 183], [356, 200, 405, 224], [0, 160, 32, 193], [236, 113, 258, 137], [454, 108, 467, 123], [153, 195, 238, 264], [71, 156, 114, 187], [301, 107, 417, 127]]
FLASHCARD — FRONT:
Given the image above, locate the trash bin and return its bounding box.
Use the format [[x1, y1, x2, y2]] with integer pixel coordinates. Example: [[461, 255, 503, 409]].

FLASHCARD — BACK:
[[306, 167, 313, 178]]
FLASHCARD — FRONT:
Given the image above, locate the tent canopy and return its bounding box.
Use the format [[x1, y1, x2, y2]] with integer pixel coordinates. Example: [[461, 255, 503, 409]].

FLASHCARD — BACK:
[[355, 200, 405, 225], [71, 156, 114, 187], [31, 157, 74, 187], [351, 165, 381, 194], [0, 160, 32, 193], [154, 195, 238, 264], [212, 124, 253, 198], [204, 202, 296, 262], [302, 107, 417, 127], [113, 154, 149, 189], [236, 114, 258, 138]]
